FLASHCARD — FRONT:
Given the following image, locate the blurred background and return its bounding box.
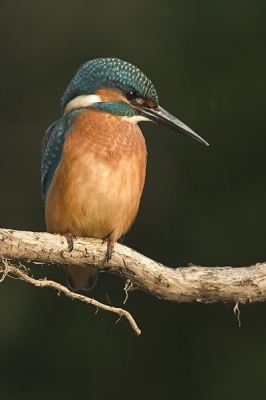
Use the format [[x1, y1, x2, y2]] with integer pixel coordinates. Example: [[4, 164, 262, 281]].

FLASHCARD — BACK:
[[0, 0, 266, 399]]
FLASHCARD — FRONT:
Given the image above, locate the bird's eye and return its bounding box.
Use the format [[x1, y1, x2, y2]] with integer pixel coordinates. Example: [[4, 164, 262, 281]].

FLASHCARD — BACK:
[[125, 91, 138, 101]]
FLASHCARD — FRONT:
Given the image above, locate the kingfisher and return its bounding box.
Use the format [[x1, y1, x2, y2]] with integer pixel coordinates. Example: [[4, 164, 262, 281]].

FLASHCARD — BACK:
[[41, 57, 208, 292]]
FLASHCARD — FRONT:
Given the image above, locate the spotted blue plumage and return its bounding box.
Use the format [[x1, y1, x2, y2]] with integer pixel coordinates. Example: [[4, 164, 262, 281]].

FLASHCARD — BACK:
[[61, 58, 159, 110], [41, 110, 80, 201]]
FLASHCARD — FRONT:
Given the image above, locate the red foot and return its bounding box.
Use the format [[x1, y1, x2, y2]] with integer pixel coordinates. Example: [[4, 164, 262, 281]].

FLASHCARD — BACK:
[[103, 237, 114, 262], [63, 233, 76, 252]]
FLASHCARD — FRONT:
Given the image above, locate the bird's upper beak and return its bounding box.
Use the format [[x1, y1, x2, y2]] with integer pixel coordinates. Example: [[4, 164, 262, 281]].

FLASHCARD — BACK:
[[137, 105, 209, 146]]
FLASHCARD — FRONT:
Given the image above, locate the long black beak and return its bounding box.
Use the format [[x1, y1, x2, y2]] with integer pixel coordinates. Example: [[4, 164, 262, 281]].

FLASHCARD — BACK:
[[137, 105, 209, 146]]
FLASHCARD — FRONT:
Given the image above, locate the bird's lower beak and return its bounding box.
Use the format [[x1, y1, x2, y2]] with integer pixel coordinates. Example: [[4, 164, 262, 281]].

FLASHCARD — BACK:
[[137, 105, 209, 146]]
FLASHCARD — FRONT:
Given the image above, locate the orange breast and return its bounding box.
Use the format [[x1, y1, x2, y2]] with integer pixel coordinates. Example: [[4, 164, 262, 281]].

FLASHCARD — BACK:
[[45, 109, 147, 241]]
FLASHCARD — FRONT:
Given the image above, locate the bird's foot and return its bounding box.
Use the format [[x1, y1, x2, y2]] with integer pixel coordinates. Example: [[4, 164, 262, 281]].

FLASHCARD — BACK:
[[63, 232, 76, 252], [103, 237, 114, 262]]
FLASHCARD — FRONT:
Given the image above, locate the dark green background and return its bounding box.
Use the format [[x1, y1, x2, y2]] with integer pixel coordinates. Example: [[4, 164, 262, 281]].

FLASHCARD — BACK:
[[1, 1, 266, 399]]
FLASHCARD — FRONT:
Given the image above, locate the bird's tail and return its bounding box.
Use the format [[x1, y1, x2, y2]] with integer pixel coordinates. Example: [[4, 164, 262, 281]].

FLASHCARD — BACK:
[[65, 265, 98, 291]]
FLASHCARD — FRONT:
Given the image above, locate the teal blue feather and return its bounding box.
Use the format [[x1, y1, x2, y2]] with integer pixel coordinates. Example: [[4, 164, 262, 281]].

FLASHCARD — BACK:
[[61, 58, 159, 110], [41, 110, 81, 201]]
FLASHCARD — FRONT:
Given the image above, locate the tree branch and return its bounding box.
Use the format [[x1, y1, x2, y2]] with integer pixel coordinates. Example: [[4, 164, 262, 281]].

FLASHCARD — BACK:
[[1, 228, 266, 334], [0, 258, 141, 335]]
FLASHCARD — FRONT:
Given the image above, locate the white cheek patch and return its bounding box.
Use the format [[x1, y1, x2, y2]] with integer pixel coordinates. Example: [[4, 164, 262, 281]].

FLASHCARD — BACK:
[[122, 115, 152, 124], [64, 94, 102, 114], [64, 95, 153, 125]]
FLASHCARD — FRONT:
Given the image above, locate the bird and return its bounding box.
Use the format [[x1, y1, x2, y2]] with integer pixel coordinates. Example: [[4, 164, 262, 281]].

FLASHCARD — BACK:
[[41, 57, 208, 292]]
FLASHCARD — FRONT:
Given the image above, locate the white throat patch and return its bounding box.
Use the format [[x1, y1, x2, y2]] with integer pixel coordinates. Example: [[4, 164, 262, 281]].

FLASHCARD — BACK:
[[122, 115, 152, 124]]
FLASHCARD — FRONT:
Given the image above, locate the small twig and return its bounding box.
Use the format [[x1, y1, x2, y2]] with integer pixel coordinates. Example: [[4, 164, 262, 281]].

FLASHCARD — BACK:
[[0, 259, 141, 335], [123, 279, 134, 304], [233, 301, 241, 327], [0, 259, 8, 282]]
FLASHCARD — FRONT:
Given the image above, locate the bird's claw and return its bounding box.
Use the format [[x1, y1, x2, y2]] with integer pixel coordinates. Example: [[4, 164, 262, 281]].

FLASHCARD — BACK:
[[103, 237, 114, 262], [63, 233, 76, 252]]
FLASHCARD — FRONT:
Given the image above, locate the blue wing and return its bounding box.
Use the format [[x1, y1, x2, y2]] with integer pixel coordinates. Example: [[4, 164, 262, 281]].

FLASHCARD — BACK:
[[41, 111, 79, 202]]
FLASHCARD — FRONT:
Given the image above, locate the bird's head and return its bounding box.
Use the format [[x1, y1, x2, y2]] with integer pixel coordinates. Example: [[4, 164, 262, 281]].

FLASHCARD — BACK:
[[61, 57, 208, 146]]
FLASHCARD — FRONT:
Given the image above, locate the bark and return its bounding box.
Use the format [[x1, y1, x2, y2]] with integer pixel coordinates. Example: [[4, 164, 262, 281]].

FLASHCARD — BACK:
[[1, 228, 265, 334]]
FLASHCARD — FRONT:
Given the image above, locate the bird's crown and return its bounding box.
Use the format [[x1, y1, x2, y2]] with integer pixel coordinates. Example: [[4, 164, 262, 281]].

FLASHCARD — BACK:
[[61, 57, 159, 112]]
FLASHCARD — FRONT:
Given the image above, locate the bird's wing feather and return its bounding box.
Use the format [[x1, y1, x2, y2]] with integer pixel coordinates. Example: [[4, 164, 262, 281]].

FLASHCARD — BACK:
[[41, 111, 79, 201]]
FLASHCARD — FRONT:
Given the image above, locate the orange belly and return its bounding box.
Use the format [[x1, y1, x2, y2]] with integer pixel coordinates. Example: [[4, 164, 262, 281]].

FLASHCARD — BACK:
[[45, 109, 147, 242]]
